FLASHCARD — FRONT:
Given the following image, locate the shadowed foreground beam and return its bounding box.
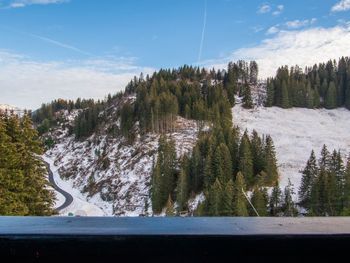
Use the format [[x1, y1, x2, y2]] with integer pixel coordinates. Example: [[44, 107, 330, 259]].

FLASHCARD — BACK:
[[0, 217, 349, 262]]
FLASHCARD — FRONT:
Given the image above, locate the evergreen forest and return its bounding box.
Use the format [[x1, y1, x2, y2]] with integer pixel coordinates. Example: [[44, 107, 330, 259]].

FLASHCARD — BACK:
[[0, 111, 55, 215]]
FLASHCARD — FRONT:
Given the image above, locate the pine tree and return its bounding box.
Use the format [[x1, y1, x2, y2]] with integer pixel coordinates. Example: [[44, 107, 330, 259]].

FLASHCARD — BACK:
[[264, 135, 279, 185], [213, 143, 232, 184], [233, 172, 249, 216], [120, 102, 135, 142], [330, 150, 345, 214], [151, 162, 163, 214], [325, 81, 337, 109], [299, 150, 318, 209], [228, 126, 240, 174], [319, 145, 330, 170], [204, 151, 213, 189], [238, 132, 254, 187], [151, 136, 177, 214], [265, 80, 275, 107], [269, 183, 282, 216], [318, 167, 338, 216], [337, 58, 347, 106], [308, 147, 344, 216], [212, 146, 224, 184], [176, 167, 189, 212], [311, 146, 336, 214], [208, 178, 223, 216], [320, 79, 328, 99], [250, 130, 264, 176], [327, 172, 339, 216], [0, 113, 54, 215], [165, 195, 176, 216], [20, 114, 54, 215], [282, 179, 297, 216], [345, 81, 350, 110], [249, 61, 259, 84], [0, 115, 17, 168], [313, 85, 321, 108], [221, 179, 234, 216], [250, 187, 268, 216], [204, 138, 216, 190], [310, 168, 327, 216], [330, 150, 345, 183], [161, 136, 177, 202], [281, 81, 290, 108], [342, 156, 350, 215], [0, 169, 28, 215], [306, 82, 314, 109], [242, 84, 253, 109], [0, 117, 28, 215], [190, 144, 204, 193], [225, 63, 237, 107]]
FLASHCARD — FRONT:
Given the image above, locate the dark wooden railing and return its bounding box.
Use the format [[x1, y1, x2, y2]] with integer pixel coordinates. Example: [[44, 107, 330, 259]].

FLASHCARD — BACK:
[[1, 217, 349, 262]]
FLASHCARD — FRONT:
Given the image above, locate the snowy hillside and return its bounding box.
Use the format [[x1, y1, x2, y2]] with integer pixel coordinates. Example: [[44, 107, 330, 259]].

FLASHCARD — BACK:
[[44, 98, 200, 216], [0, 104, 21, 112], [44, 93, 350, 216], [233, 105, 350, 198]]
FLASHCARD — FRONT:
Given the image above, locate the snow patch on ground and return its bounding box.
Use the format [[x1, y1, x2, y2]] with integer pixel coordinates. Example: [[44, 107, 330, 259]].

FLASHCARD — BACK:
[[233, 105, 350, 198], [188, 193, 205, 215]]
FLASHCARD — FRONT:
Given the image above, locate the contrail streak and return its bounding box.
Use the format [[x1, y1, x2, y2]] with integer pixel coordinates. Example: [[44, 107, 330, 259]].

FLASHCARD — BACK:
[[197, 0, 207, 63], [0, 26, 93, 57], [27, 33, 93, 57]]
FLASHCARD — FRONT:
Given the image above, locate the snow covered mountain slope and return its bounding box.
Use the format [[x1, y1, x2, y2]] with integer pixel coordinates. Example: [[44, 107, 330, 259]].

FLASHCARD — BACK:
[[233, 105, 350, 197], [45, 93, 350, 215], [0, 104, 21, 113], [44, 99, 200, 216]]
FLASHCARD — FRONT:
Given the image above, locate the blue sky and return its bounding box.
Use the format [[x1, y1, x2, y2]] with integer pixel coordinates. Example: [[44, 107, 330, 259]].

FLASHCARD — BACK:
[[0, 0, 350, 109]]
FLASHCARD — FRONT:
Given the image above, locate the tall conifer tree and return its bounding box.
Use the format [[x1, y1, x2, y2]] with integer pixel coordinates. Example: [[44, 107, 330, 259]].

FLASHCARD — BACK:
[[233, 172, 249, 216]]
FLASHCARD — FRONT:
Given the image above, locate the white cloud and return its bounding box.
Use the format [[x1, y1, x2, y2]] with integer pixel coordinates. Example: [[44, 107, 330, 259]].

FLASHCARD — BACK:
[[285, 18, 317, 29], [272, 4, 284, 16], [1, 0, 68, 8], [10, 2, 24, 7], [203, 23, 350, 79], [266, 26, 279, 35], [331, 0, 350, 12], [258, 3, 284, 15], [257, 4, 271, 14], [252, 25, 264, 33], [265, 18, 317, 35], [0, 51, 155, 109]]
